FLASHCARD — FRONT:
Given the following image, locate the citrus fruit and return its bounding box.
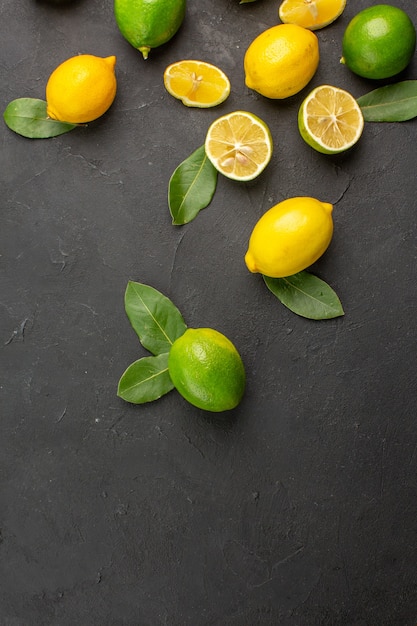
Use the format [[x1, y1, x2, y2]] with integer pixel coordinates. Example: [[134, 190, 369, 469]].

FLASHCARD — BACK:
[[46, 55, 117, 124], [245, 197, 334, 278], [204, 110, 273, 181], [168, 328, 246, 412], [298, 84, 364, 154], [163, 60, 231, 108], [341, 5, 416, 80], [244, 24, 319, 99], [114, 0, 186, 60], [278, 0, 346, 30]]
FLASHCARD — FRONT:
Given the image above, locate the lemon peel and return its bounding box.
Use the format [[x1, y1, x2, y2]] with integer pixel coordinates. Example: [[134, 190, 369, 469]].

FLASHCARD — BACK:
[[244, 24, 319, 99], [46, 55, 117, 124], [245, 197, 334, 278]]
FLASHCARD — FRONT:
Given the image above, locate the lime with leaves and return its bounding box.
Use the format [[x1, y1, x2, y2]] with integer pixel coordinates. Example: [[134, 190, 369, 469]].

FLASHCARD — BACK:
[[168, 328, 246, 412]]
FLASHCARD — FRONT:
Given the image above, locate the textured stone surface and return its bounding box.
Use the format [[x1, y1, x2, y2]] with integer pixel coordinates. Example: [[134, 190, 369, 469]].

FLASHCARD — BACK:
[[1, 0, 417, 624]]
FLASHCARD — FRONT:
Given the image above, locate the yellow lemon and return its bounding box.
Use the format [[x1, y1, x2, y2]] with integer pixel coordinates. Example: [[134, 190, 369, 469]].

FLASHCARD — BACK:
[[244, 24, 319, 99], [278, 0, 346, 31], [163, 60, 231, 108], [46, 54, 117, 124], [245, 197, 333, 277]]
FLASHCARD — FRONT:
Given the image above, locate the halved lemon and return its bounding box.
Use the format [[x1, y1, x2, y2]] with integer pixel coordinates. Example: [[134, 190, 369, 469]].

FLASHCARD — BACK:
[[204, 111, 273, 181], [278, 0, 346, 30], [298, 85, 364, 154], [163, 60, 231, 108]]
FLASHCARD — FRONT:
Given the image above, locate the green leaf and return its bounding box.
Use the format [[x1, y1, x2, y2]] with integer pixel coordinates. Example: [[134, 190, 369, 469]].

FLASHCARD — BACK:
[[124, 281, 187, 355], [168, 145, 218, 225], [263, 271, 344, 320], [117, 353, 174, 404], [357, 81, 417, 122], [3, 98, 77, 138]]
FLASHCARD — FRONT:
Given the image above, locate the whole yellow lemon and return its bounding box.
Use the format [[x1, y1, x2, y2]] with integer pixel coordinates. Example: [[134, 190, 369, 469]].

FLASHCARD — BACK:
[[245, 197, 333, 278], [244, 24, 319, 99], [46, 54, 117, 124]]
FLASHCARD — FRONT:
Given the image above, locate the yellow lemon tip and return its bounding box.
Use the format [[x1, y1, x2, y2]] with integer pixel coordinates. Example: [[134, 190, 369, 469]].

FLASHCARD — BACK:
[[105, 56, 117, 69], [322, 202, 333, 214], [244, 251, 258, 273]]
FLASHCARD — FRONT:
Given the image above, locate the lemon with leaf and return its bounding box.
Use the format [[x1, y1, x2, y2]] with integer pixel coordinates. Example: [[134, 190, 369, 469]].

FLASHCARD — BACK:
[[46, 54, 117, 124], [245, 197, 334, 278]]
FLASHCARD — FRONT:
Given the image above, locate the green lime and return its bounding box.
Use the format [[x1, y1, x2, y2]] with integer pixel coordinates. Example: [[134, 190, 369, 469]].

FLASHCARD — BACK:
[[114, 0, 186, 60], [168, 328, 246, 412], [341, 5, 416, 80]]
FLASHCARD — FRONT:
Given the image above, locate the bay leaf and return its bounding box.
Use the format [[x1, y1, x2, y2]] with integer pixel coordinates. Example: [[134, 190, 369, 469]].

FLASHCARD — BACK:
[[357, 80, 417, 122], [168, 144, 218, 225], [3, 98, 76, 138], [124, 281, 187, 355], [263, 271, 344, 320], [117, 353, 174, 404]]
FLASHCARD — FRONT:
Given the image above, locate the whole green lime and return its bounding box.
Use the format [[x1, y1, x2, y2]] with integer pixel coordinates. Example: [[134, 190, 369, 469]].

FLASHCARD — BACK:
[[114, 0, 186, 59], [168, 328, 246, 412], [341, 4, 416, 79]]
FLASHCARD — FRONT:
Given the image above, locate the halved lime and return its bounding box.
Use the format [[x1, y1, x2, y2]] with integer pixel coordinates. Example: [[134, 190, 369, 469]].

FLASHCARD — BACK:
[[298, 84, 364, 154]]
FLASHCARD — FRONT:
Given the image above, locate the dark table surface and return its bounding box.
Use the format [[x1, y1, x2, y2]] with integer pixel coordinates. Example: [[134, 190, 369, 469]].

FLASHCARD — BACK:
[[2, 0, 417, 624]]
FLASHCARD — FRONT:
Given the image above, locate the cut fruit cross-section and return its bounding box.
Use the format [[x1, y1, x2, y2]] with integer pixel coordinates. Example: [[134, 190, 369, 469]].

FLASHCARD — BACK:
[[298, 85, 364, 154], [278, 0, 346, 31], [204, 110, 273, 181], [163, 60, 231, 108]]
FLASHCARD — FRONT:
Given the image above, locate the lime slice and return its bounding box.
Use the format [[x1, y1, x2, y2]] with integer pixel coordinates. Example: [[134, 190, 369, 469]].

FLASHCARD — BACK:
[[279, 0, 346, 30], [164, 60, 231, 108], [204, 110, 273, 181], [298, 85, 364, 154]]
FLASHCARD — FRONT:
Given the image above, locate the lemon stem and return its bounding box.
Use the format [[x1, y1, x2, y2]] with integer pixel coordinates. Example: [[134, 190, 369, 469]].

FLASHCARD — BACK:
[[139, 46, 151, 60]]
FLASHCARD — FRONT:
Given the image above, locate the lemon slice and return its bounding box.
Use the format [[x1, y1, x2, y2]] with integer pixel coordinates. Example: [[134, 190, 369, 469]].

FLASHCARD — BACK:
[[163, 60, 231, 108], [279, 0, 346, 30], [204, 110, 273, 181], [298, 85, 364, 154]]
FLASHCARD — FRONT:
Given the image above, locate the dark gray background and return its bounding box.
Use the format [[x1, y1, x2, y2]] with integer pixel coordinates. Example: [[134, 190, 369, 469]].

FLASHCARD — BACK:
[[1, 0, 416, 624]]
